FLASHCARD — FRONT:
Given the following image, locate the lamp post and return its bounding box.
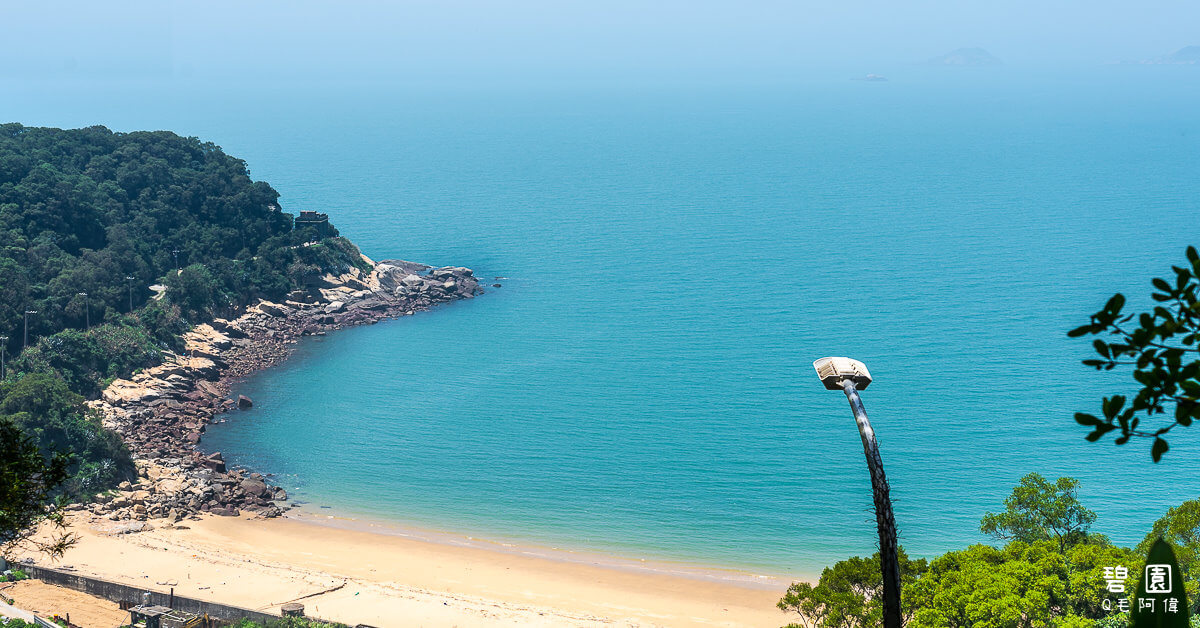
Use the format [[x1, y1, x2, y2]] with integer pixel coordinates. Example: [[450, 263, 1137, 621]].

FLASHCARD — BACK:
[[24, 310, 37, 349], [813, 357, 901, 628], [78, 292, 90, 329], [172, 249, 181, 271], [127, 276, 135, 312], [0, 336, 8, 381]]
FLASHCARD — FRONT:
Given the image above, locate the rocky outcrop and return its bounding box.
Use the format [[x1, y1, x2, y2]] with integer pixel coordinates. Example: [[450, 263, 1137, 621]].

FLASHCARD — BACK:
[[84, 259, 482, 527]]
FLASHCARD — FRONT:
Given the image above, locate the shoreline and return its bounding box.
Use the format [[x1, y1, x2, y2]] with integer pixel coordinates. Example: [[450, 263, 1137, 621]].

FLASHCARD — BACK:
[[283, 505, 799, 590], [64, 252, 798, 625], [21, 511, 788, 627], [84, 255, 482, 522]]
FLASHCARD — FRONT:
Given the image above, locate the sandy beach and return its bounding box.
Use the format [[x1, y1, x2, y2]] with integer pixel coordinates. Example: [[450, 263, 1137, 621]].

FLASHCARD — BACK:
[[17, 513, 791, 627]]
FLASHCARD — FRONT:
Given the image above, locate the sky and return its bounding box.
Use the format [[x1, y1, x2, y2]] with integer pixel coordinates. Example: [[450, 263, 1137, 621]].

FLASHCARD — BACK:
[[0, 1, 1196, 84]]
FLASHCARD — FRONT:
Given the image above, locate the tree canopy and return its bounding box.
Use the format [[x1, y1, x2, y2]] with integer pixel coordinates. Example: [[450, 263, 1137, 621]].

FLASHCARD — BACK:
[[777, 474, 1200, 628], [979, 473, 1097, 552], [1136, 499, 1200, 613], [0, 123, 363, 356], [778, 548, 928, 628], [0, 416, 73, 560], [0, 123, 367, 507]]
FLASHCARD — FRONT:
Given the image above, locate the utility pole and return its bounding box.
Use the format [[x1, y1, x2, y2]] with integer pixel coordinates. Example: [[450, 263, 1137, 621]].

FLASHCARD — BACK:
[[24, 310, 37, 349], [127, 275, 135, 312], [78, 292, 90, 329]]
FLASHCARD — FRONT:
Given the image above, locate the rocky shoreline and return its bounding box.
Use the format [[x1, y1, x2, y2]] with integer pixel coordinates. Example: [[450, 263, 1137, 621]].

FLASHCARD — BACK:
[[76, 256, 481, 530]]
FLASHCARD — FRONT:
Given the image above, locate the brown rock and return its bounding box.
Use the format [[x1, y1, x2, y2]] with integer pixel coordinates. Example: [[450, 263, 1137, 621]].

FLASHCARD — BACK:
[[240, 479, 268, 497]]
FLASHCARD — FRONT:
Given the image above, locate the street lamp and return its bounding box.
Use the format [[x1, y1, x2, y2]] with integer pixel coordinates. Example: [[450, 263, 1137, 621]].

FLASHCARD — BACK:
[[23, 310, 37, 349], [78, 292, 90, 329], [813, 357, 902, 628], [0, 336, 8, 381], [126, 276, 135, 312], [172, 249, 181, 270]]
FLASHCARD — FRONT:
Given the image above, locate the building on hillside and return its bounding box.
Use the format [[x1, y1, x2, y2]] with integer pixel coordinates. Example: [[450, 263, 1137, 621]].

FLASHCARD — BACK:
[[294, 210, 333, 241]]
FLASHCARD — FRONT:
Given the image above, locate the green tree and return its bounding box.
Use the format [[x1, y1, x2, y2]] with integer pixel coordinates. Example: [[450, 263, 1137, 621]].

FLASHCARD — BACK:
[[778, 548, 928, 628], [0, 373, 133, 496], [980, 473, 1097, 552], [0, 417, 74, 560], [1131, 539, 1190, 627], [906, 541, 1097, 628], [165, 263, 222, 322], [1137, 500, 1200, 613], [1070, 246, 1200, 461]]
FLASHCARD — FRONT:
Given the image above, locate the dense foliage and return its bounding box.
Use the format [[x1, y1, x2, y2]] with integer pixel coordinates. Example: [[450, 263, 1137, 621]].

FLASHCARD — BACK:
[[1136, 499, 1200, 613], [779, 549, 928, 628], [0, 123, 366, 503], [0, 373, 132, 494], [0, 415, 72, 559], [0, 122, 360, 354], [1071, 246, 1200, 461], [8, 321, 162, 398], [779, 474, 1198, 628]]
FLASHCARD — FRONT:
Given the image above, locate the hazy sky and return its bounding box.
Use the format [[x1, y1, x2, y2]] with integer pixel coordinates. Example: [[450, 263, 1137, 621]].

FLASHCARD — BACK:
[[1, 1, 1196, 83]]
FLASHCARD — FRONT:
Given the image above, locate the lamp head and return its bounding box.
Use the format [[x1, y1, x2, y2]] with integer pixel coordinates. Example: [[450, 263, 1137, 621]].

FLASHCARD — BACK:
[[813, 357, 872, 391]]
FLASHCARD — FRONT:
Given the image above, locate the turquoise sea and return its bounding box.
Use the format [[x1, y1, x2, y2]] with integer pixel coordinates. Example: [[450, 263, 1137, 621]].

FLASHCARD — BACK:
[[7, 67, 1200, 577]]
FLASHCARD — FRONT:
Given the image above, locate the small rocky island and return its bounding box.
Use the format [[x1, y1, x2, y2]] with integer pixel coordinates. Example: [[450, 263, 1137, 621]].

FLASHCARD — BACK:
[[78, 257, 481, 527], [1142, 45, 1200, 65], [926, 47, 1002, 66]]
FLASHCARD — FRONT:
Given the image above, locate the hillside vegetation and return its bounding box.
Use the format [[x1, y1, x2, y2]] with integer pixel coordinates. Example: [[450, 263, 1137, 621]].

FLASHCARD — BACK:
[[0, 123, 365, 495]]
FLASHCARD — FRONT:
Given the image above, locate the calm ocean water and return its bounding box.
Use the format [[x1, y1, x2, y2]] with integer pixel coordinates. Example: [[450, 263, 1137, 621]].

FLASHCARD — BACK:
[[7, 67, 1200, 576]]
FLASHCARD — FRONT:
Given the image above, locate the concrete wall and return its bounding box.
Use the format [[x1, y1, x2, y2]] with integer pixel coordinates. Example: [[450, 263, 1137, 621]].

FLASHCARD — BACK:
[[20, 565, 287, 625]]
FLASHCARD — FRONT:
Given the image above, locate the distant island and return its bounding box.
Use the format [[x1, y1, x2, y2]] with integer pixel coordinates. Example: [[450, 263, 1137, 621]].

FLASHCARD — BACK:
[[852, 74, 888, 82], [926, 47, 1002, 66], [1141, 45, 1200, 65]]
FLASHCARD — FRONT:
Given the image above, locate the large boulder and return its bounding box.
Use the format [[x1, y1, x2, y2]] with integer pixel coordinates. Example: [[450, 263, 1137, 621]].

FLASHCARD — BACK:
[[103, 379, 162, 406], [240, 478, 268, 498], [257, 301, 290, 317], [372, 264, 409, 292], [203, 452, 226, 473]]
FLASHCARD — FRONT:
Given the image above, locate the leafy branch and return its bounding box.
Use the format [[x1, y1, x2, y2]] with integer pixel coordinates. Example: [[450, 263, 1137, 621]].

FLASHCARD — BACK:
[[1070, 246, 1200, 461]]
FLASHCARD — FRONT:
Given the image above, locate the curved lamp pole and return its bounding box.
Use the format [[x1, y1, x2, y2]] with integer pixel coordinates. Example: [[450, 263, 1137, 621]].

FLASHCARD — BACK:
[[813, 357, 901, 628]]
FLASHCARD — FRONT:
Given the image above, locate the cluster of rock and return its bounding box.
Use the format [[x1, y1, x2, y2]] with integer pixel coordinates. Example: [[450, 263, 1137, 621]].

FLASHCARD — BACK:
[[81, 257, 481, 528]]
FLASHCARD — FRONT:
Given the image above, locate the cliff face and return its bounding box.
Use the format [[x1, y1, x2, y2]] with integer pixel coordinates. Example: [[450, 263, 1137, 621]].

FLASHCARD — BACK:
[[78, 259, 480, 527]]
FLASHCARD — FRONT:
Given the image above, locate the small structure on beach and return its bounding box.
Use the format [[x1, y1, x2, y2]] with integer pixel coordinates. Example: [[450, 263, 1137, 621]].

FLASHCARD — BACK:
[[127, 605, 202, 628]]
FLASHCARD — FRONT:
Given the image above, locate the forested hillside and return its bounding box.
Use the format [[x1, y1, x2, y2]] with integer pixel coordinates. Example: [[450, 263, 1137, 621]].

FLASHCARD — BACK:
[[0, 123, 366, 495]]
